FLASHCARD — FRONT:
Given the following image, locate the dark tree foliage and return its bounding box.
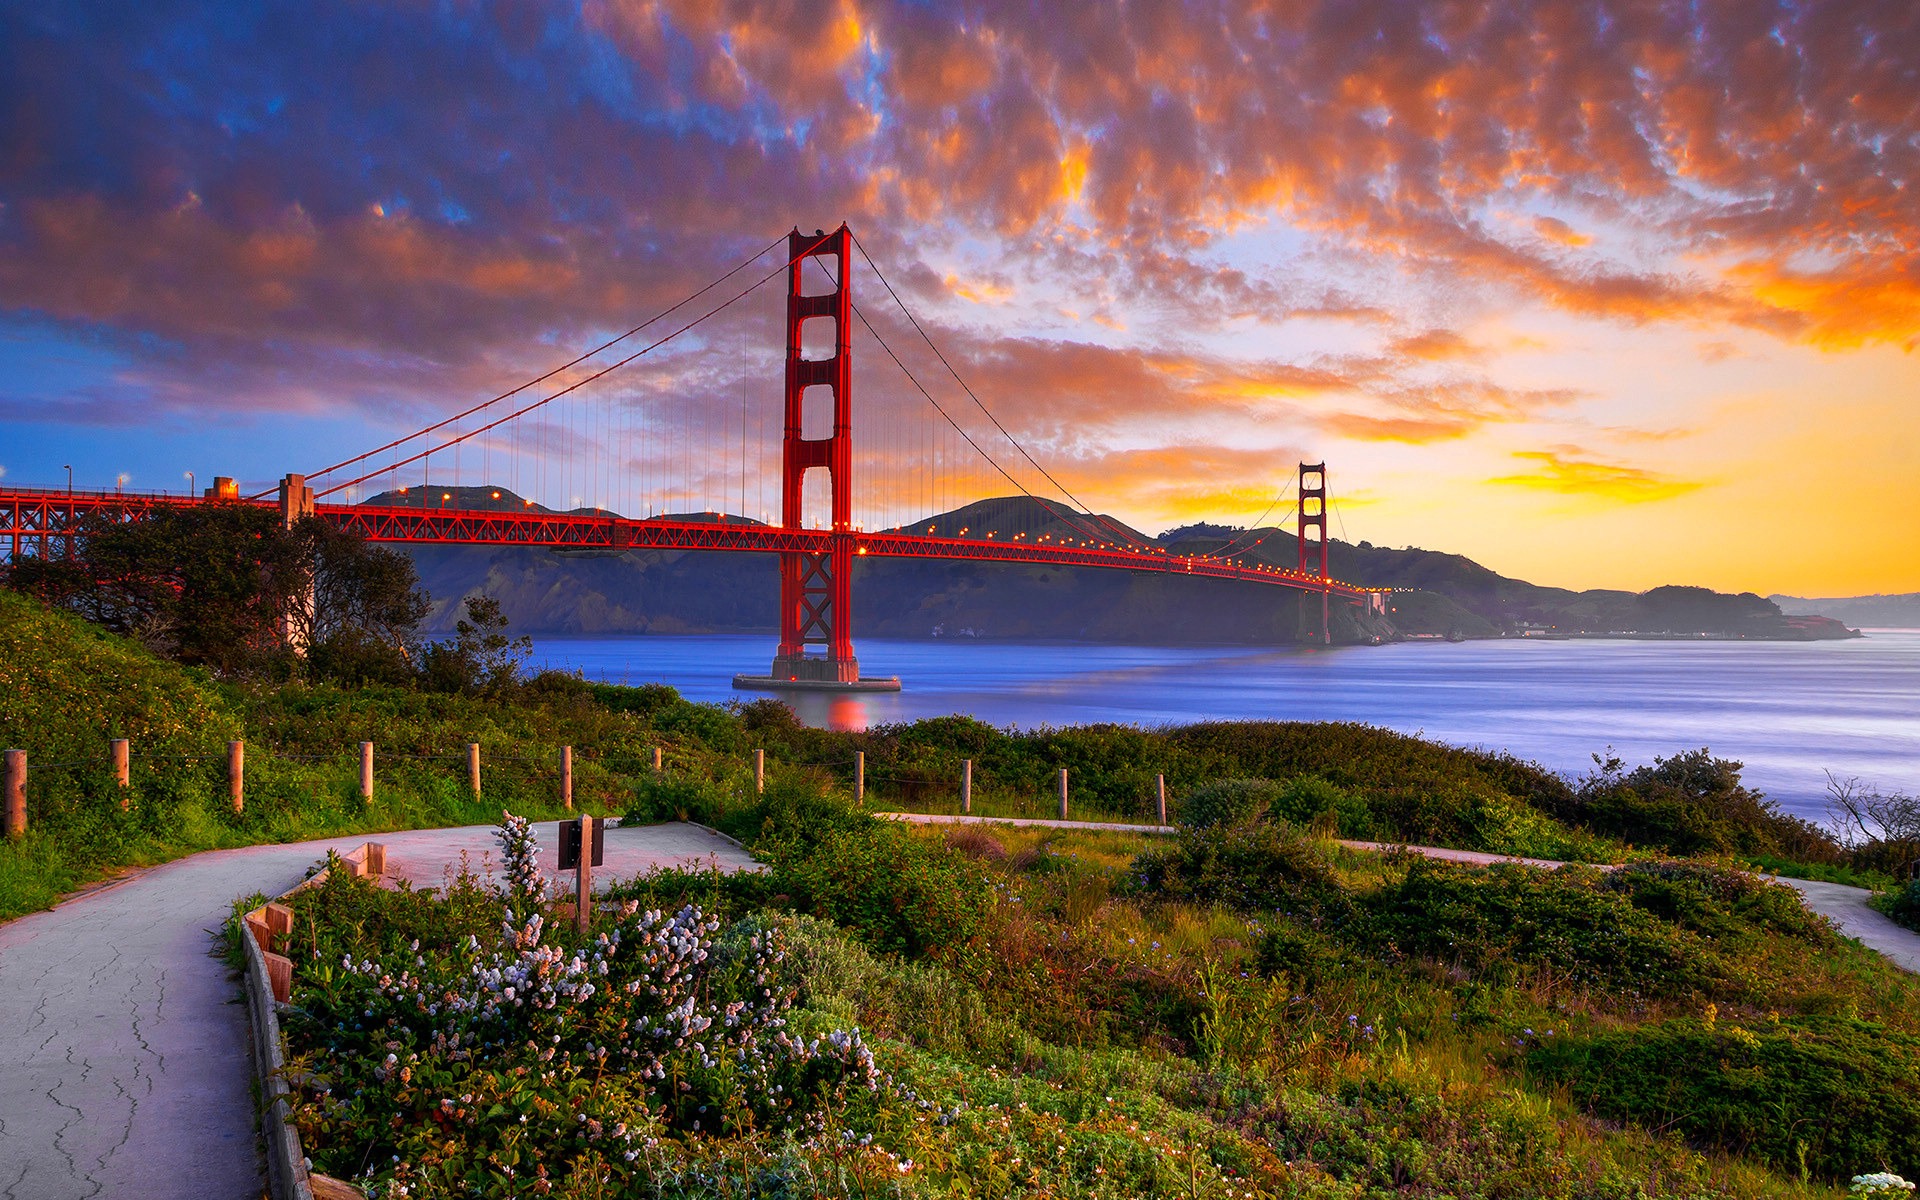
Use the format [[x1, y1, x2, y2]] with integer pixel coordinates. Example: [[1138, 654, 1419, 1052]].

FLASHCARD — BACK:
[[419, 595, 531, 694], [1569, 748, 1839, 858], [5, 504, 428, 680]]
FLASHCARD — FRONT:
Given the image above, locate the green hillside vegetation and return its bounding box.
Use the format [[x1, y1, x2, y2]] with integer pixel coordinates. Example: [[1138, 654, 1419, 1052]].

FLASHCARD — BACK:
[[267, 781, 1920, 1198], [2, 568, 1868, 923]]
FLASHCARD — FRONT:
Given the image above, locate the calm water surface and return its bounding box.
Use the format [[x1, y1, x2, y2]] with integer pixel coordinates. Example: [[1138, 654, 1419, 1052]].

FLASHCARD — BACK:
[[526, 631, 1920, 822]]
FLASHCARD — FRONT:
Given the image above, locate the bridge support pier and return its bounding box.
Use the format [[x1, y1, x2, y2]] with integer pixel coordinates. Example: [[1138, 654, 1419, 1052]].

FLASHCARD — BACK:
[[735, 225, 899, 695]]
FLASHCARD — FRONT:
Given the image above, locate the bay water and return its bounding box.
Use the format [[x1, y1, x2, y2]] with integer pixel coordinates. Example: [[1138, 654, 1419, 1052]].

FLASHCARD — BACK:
[[525, 630, 1920, 824]]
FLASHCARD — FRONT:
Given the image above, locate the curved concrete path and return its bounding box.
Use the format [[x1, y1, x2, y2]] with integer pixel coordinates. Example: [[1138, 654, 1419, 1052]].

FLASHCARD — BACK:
[[0, 821, 754, 1200], [1776, 877, 1920, 974], [883, 812, 1920, 975]]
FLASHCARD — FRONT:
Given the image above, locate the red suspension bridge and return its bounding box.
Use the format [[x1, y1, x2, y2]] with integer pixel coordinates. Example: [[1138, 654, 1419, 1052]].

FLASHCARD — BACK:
[[0, 225, 1384, 690]]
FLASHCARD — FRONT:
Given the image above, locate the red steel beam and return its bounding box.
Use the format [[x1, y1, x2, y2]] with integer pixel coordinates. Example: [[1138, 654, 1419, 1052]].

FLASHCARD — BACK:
[[0, 488, 1378, 601]]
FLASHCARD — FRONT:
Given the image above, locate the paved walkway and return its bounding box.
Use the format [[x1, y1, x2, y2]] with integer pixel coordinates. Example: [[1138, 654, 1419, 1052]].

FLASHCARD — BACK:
[[1776, 877, 1920, 974], [0, 821, 755, 1200], [883, 812, 1920, 975]]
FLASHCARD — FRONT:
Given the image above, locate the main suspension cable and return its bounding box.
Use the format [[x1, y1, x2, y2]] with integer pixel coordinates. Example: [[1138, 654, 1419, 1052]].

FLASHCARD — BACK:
[[313, 244, 803, 500], [283, 233, 787, 499]]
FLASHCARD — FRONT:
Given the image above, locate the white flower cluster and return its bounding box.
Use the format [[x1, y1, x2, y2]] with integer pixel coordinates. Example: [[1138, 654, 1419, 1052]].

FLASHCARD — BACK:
[[1853, 1174, 1917, 1198], [325, 815, 888, 1140], [493, 809, 546, 929]]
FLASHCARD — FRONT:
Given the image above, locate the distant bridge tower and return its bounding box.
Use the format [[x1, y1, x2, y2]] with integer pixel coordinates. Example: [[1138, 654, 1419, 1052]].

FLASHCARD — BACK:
[[1299, 461, 1329, 643], [738, 225, 899, 692]]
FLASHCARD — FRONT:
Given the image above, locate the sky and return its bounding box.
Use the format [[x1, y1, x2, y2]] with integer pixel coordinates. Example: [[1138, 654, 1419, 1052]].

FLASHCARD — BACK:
[[1, 0, 1916, 596]]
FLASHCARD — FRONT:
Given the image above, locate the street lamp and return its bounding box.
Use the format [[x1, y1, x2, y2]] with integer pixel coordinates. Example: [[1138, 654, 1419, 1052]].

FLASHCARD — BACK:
[[184, 470, 195, 499], [63, 465, 71, 495]]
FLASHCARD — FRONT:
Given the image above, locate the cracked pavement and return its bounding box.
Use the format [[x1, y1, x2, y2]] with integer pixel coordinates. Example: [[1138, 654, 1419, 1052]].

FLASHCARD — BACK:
[[0, 821, 756, 1200]]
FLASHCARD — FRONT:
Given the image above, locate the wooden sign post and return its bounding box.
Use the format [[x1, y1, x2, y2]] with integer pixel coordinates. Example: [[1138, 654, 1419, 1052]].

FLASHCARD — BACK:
[[558, 815, 603, 935]]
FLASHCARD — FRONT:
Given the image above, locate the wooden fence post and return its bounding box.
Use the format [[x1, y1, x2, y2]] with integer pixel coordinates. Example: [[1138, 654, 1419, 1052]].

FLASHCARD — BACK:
[[560, 745, 573, 811], [228, 741, 245, 814], [359, 741, 374, 804], [753, 749, 765, 794], [3, 749, 24, 840], [961, 759, 972, 814], [1057, 767, 1068, 820], [467, 743, 481, 800], [651, 746, 662, 772], [111, 738, 130, 804], [1156, 773, 1167, 825], [854, 750, 865, 803], [575, 815, 594, 935]]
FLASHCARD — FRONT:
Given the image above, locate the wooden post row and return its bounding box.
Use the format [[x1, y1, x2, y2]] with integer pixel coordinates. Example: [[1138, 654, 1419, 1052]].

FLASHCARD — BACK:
[[560, 745, 573, 810], [467, 743, 482, 800], [3, 749, 24, 840], [227, 740, 245, 814], [359, 741, 374, 804], [961, 758, 973, 814]]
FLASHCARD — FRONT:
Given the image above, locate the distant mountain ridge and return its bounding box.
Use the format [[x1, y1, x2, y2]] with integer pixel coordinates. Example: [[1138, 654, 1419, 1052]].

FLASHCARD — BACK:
[[368, 487, 1858, 644], [1771, 593, 1920, 629]]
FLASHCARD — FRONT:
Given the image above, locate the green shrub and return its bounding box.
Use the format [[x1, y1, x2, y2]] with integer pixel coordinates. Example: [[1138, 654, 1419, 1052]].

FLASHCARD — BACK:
[[1606, 860, 1829, 945], [1526, 1016, 1920, 1181], [1268, 774, 1374, 837], [763, 819, 993, 960], [627, 770, 735, 825], [1572, 748, 1836, 858], [1133, 820, 1345, 914], [1178, 778, 1277, 829], [1882, 878, 1920, 932], [1363, 860, 1718, 996]]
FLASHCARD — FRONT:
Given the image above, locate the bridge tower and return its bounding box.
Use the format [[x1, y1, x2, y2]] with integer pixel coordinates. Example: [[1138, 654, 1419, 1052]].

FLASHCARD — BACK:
[[743, 225, 899, 692], [1298, 462, 1330, 643]]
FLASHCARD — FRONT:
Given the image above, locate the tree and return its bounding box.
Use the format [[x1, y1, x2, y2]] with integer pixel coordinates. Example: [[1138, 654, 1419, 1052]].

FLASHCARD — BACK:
[[295, 521, 431, 684], [420, 595, 531, 694], [4, 504, 429, 679], [1827, 773, 1920, 880]]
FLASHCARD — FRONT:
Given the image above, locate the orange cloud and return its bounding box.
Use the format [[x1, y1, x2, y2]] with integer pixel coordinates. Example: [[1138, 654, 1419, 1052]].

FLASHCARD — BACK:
[[1388, 329, 1483, 362], [1533, 216, 1593, 247], [1488, 450, 1706, 504]]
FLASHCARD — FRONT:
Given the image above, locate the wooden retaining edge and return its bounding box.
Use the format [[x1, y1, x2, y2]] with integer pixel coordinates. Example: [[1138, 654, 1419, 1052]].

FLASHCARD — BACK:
[[241, 899, 315, 1200], [236, 842, 388, 1200]]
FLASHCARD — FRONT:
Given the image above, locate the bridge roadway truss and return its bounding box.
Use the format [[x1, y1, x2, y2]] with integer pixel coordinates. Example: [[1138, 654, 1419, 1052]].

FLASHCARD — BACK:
[[0, 488, 1377, 602]]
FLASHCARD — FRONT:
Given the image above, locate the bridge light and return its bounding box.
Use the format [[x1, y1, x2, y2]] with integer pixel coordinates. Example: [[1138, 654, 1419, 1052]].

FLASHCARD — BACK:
[[491, 491, 500, 499], [856, 546, 867, 555]]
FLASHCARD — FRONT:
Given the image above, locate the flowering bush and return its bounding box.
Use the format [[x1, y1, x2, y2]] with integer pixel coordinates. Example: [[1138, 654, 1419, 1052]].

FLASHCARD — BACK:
[[1853, 1174, 1916, 1197], [285, 813, 891, 1197]]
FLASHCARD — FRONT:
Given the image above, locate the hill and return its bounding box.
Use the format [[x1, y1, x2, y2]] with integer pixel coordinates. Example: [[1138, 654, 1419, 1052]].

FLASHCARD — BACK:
[[1773, 592, 1920, 628], [376, 490, 1855, 643]]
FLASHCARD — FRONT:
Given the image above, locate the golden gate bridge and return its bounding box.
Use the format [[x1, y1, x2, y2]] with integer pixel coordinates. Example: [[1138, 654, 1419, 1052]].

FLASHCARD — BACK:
[[0, 225, 1384, 691]]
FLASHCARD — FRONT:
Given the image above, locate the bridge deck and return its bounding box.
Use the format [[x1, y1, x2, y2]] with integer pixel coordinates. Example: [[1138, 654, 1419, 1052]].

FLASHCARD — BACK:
[[0, 488, 1376, 600]]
